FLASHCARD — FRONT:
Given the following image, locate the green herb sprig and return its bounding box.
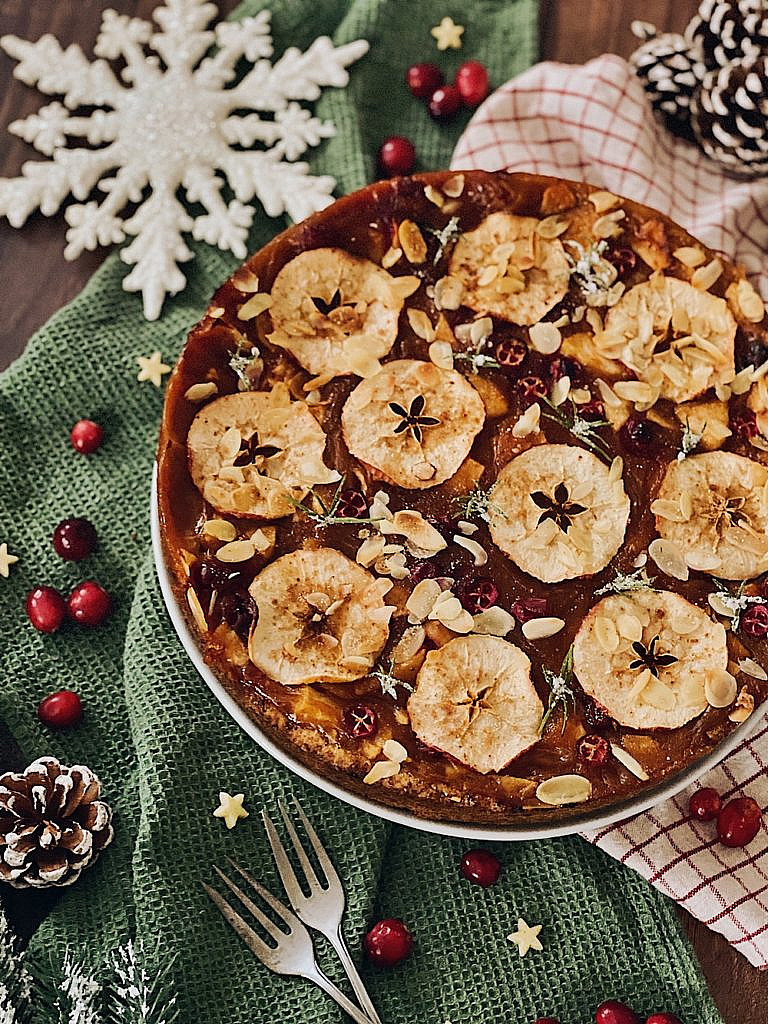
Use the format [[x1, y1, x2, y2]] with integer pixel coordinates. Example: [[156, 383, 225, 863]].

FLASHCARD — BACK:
[[541, 398, 612, 461], [539, 645, 575, 736], [290, 477, 382, 528]]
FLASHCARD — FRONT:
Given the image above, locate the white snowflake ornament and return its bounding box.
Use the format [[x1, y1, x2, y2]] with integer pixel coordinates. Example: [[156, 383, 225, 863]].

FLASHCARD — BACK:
[[0, 1, 368, 320]]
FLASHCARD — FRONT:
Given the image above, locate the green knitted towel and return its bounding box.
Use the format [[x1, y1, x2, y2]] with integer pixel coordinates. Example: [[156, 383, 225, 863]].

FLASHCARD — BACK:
[[0, 1, 722, 1021]]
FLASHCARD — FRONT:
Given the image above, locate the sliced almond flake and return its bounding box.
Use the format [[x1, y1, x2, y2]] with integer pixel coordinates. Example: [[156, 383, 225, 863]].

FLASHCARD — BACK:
[[729, 364, 754, 396], [550, 374, 571, 408], [405, 578, 442, 621], [726, 279, 765, 323], [670, 611, 698, 635], [715, 383, 733, 402], [209, 306, 225, 318], [458, 520, 478, 535], [392, 625, 426, 664], [356, 534, 387, 567], [628, 668, 653, 703], [608, 455, 623, 483], [595, 377, 623, 409], [536, 214, 570, 239], [390, 274, 421, 300], [673, 246, 706, 268], [424, 184, 445, 208], [185, 381, 218, 402], [529, 321, 562, 355], [398, 220, 427, 263], [202, 519, 237, 542], [363, 760, 401, 785], [383, 739, 409, 763], [610, 743, 649, 781], [613, 380, 656, 404], [434, 275, 463, 311], [232, 267, 261, 292], [250, 527, 274, 554], [536, 774, 592, 806], [443, 173, 465, 198], [429, 594, 463, 620], [218, 426, 242, 461], [237, 292, 272, 320], [738, 657, 768, 681], [521, 616, 565, 640], [477, 265, 499, 287], [729, 687, 756, 723], [691, 258, 722, 291], [186, 587, 208, 632], [413, 460, 437, 481], [472, 605, 515, 636], [616, 613, 643, 642], [595, 615, 620, 653], [428, 340, 454, 370], [512, 402, 541, 438], [648, 538, 689, 581], [750, 435, 768, 452], [641, 677, 676, 711], [453, 535, 487, 566], [588, 190, 620, 213], [407, 308, 435, 341], [593, 209, 625, 239], [633, 551, 648, 568], [650, 498, 686, 522], [705, 669, 737, 708], [470, 316, 493, 345], [216, 539, 256, 563], [382, 245, 402, 269], [679, 677, 706, 706], [570, 387, 592, 404]]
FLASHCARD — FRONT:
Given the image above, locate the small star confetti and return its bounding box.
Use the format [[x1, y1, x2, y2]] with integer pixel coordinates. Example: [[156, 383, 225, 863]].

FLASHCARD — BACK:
[[213, 791, 249, 830], [0, 543, 19, 578], [136, 351, 171, 388], [431, 16, 464, 51], [507, 917, 543, 957]]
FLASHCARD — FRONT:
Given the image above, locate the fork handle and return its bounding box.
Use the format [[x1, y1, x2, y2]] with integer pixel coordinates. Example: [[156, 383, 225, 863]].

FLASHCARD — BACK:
[[305, 965, 378, 1024], [328, 927, 383, 1024]]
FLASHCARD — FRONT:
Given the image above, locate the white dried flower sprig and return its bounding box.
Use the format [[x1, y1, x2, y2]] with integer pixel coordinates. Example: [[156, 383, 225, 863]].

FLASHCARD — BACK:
[[541, 398, 612, 461], [676, 419, 704, 461], [595, 567, 658, 596], [708, 580, 764, 630], [370, 658, 413, 699], [539, 646, 575, 735]]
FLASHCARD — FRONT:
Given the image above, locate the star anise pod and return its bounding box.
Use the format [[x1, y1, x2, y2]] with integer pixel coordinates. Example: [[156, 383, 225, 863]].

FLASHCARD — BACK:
[[389, 394, 440, 444], [530, 481, 588, 534], [629, 634, 678, 677]]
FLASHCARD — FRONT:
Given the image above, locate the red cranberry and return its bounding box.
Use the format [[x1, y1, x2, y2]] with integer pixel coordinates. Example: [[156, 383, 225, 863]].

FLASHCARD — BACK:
[[37, 690, 83, 729], [459, 848, 501, 887], [343, 703, 378, 739], [689, 786, 722, 822], [67, 580, 111, 627], [595, 1001, 640, 1024], [582, 697, 613, 732], [336, 488, 368, 519], [410, 560, 439, 583], [730, 408, 758, 440], [378, 136, 416, 177], [645, 1015, 683, 1024], [606, 247, 637, 278], [458, 576, 499, 613], [428, 84, 461, 120], [577, 734, 611, 766], [511, 596, 548, 623], [455, 60, 489, 107], [548, 356, 579, 382], [740, 603, 768, 637], [517, 376, 547, 405], [494, 338, 527, 367], [364, 918, 413, 967], [534, 1019, 560, 1024], [717, 796, 762, 848], [620, 415, 657, 454], [52, 517, 97, 561], [26, 586, 67, 634], [406, 62, 443, 99], [70, 419, 104, 454]]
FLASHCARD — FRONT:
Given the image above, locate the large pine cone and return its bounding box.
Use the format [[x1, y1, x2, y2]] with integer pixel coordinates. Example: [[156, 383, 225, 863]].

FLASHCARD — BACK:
[[631, 21, 706, 135], [687, 0, 768, 70], [691, 54, 768, 175], [0, 757, 114, 888]]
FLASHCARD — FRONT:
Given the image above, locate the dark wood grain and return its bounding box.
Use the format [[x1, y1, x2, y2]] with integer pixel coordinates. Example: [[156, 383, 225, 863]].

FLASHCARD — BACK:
[[1, 2, 765, 1019]]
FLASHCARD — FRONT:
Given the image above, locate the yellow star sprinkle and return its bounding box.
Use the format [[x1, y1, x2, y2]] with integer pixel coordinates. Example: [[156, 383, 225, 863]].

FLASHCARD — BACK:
[[507, 917, 543, 957], [431, 16, 464, 51], [0, 543, 19, 579], [213, 791, 249, 830], [136, 351, 171, 387]]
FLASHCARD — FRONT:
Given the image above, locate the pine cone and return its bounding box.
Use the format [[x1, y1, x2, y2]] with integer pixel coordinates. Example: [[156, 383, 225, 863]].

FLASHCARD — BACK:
[[0, 757, 114, 888], [691, 54, 768, 175], [687, 0, 768, 70], [630, 21, 706, 135]]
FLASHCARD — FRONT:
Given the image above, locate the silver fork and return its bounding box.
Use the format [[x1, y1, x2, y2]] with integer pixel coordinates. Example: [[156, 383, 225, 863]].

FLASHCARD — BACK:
[[262, 798, 382, 1024], [204, 862, 375, 1024]]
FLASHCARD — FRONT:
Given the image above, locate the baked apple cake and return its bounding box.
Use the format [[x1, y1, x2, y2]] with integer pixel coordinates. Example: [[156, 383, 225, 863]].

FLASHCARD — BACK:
[[157, 170, 768, 823]]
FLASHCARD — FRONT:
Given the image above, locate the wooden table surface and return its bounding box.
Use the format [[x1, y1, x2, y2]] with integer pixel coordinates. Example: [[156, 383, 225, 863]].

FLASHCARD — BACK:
[[1, 1, 765, 1020]]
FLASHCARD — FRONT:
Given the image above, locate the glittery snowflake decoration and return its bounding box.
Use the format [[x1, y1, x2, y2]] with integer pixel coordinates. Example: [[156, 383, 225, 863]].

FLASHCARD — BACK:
[[0, 1, 368, 320]]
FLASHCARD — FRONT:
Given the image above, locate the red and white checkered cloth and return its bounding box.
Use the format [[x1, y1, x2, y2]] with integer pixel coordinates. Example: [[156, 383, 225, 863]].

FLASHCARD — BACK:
[[451, 55, 768, 967]]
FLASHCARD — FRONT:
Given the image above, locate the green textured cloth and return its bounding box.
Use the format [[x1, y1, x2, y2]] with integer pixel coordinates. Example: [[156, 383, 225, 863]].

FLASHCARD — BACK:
[[0, 1, 723, 1021]]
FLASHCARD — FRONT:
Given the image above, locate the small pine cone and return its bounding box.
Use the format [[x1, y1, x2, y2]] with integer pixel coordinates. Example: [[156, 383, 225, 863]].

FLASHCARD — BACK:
[[630, 21, 706, 134], [0, 757, 114, 888], [686, 0, 768, 71], [691, 54, 768, 176]]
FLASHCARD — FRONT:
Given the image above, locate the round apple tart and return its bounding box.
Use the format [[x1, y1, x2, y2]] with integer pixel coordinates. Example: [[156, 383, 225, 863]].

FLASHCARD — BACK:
[[157, 170, 768, 823]]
